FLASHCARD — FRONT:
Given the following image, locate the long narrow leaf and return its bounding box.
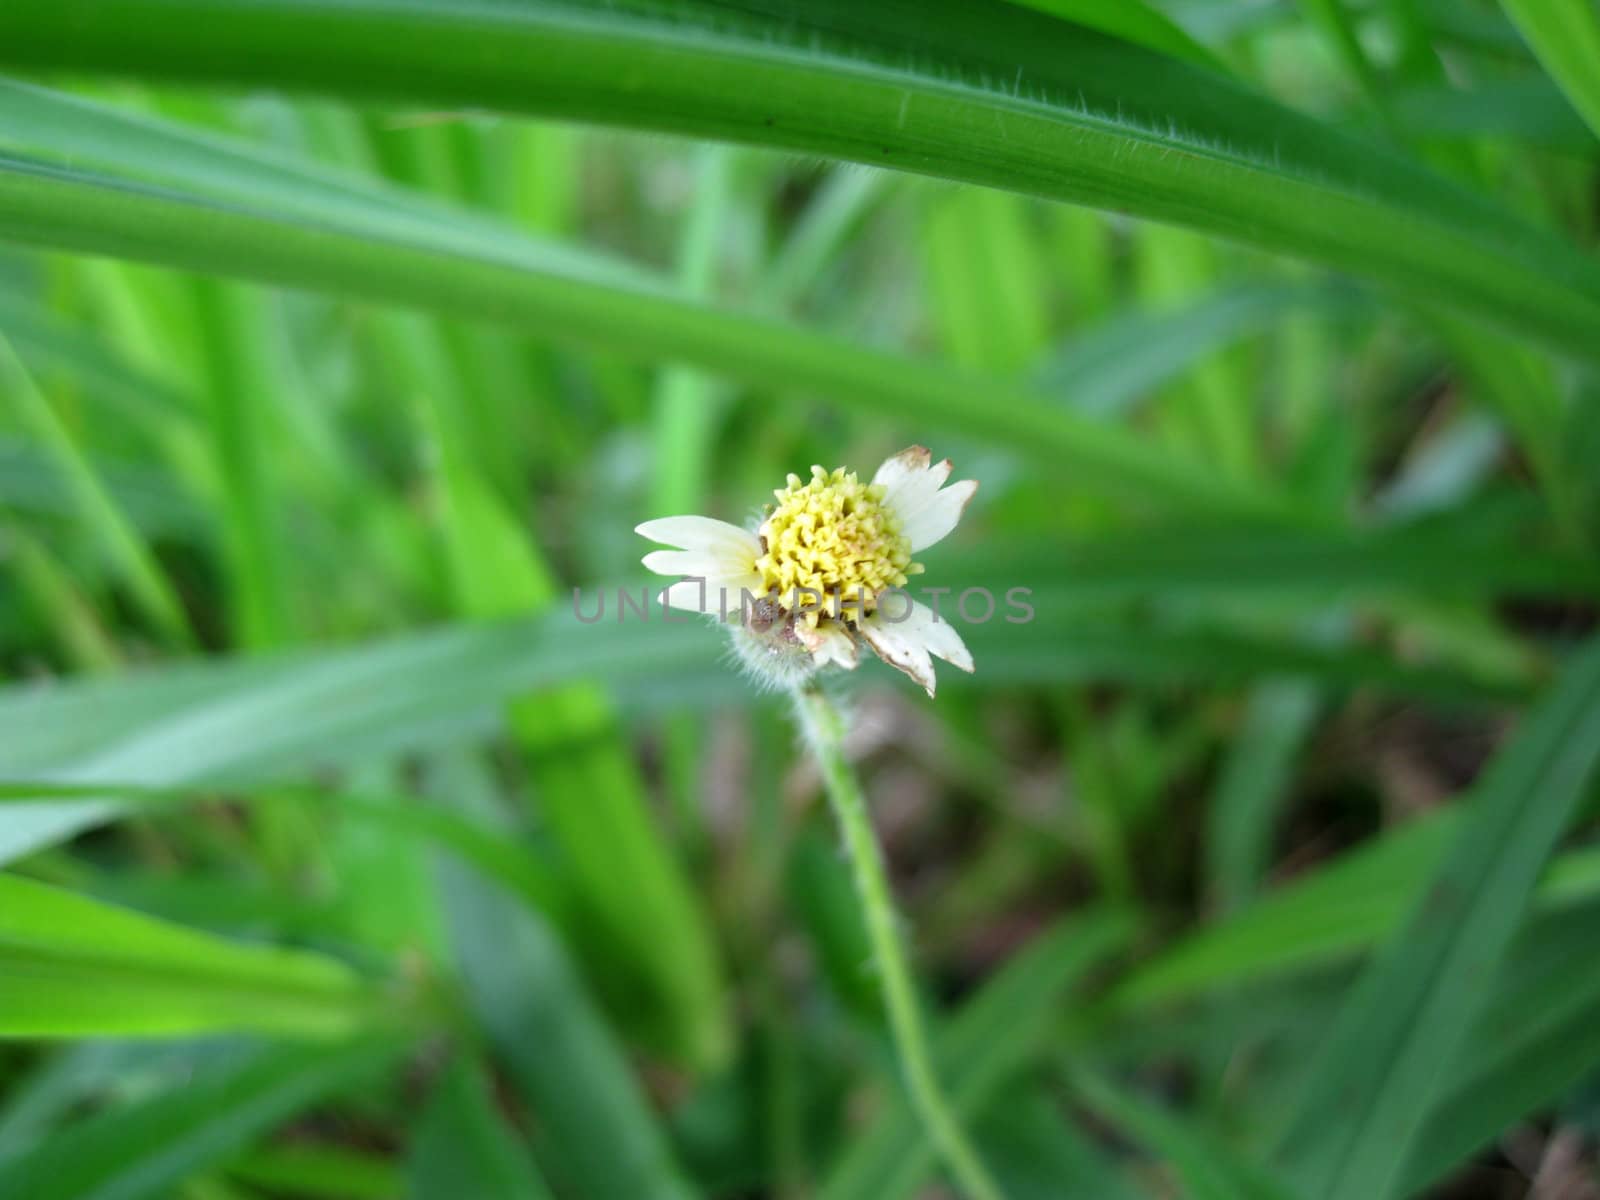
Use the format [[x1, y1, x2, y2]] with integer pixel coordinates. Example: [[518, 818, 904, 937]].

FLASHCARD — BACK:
[[408, 1057, 555, 1200], [1, 1, 1598, 356], [0, 576, 1529, 865], [1274, 634, 1600, 1199], [1109, 809, 1600, 1013], [432, 755, 695, 1200], [1500, 0, 1600, 143], [0, 1039, 401, 1200], [0, 874, 392, 1039], [1069, 1068, 1298, 1200], [1403, 904, 1600, 1192], [0, 82, 1282, 520]]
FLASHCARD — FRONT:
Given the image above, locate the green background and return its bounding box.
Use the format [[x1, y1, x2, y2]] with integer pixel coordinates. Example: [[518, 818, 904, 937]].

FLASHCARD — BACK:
[[0, 1, 1599, 1197]]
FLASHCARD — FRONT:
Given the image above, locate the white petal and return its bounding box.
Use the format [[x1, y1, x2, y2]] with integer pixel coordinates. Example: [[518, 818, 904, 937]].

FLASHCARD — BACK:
[[658, 573, 765, 614], [876, 447, 950, 522], [897, 478, 978, 553], [915, 604, 974, 673], [659, 579, 712, 613], [797, 620, 860, 670], [636, 515, 762, 558], [642, 547, 757, 580], [859, 599, 974, 698], [873, 445, 933, 490], [873, 447, 975, 553]]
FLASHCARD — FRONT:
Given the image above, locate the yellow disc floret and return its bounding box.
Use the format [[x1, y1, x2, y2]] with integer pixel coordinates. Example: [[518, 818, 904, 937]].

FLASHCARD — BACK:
[[755, 465, 921, 626]]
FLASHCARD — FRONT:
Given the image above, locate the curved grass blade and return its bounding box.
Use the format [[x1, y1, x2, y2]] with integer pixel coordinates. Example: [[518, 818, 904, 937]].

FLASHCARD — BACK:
[[970, 1088, 1146, 1200], [0, 602, 1535, 866], [1107, 811, 1600, 1014], [0, 778, 561, 918], [408, 263, 728, 1069], [409, 1056, 555, 1200], [1037, 282, 1367, 419], [225, 1144, 400, 1199], [0, 1041, 233, 1164], [432, 755, 696, 1200], [0, 873, 396, 1039], [1392, 76, 1596, 151], [957, 524, 1600, 601], [1500, 0, 1600, 143], [0, 337, 195, 647], [1, 2, 1599, 357], [0, 439, 207, 545], [1402, 902, 1600, 1192], [0, 606, 715, 864], [1001, 0, 1222, 69], [1273, 633, 1600, 1200], [5, 525, 124, 673], [1205, 679, 1321, 913], [0, 1039, 401, 1200], [1068, 1067, 1299, 1200], [0, 82, 1284, 521], [0, 287, 197, 429]]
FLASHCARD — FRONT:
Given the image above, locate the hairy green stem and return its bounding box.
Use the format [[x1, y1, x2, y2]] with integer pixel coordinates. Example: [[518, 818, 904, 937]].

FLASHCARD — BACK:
[[793, 681, 1004, 1200]]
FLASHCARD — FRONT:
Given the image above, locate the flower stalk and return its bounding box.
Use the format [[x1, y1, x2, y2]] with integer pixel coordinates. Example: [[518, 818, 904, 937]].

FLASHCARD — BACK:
[[792, 680, 1004, 1200]]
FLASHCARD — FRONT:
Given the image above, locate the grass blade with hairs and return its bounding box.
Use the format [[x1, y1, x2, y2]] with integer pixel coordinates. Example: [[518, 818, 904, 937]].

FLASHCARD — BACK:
[[0, 1, 1598, 357], [0, 81, 1287, 521]]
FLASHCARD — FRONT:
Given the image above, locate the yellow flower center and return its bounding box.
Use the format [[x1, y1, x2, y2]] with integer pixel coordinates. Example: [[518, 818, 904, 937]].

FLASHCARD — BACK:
[[755, 465, 921, 626]]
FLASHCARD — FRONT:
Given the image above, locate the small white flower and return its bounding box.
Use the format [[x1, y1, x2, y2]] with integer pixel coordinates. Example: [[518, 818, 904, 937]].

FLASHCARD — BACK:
[[636, 446, 978, 696]]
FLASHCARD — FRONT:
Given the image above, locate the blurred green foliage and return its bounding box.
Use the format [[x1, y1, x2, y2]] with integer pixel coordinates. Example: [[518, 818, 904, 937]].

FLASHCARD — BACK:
[[0, 1, 1597, 1197]]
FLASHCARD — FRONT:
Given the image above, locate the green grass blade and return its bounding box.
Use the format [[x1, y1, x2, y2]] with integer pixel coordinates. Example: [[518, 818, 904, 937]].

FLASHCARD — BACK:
[[0, 1042, 224, 1162], [1069, 1068, 1299, 1200], [408, 1057, 555, 1200], [971, 1088, 1146, 1200], [432, 755, 697, 1200], [0, 287, 197, 432], [1274, 633, 1600, 1199], [650, 143, 733, 515], [0, 82, 1287, 520], [5, 525, 124, 673], [1392, 75, 1595, 150], [189, 281, 294, 649], [1039, 281, 1363, 419], [1109, 812, 1600, 1014], [759, 166, 894, 308], [2, 1, 1599, 356], [1001, 0, 1223, 70], [1402, 902, 1600, 1192], [0, 777, 561, 918], [0, 336, 195, 647], [1204, 680, 1321, 913], [0, 590, 1541, 865], [958, 523, 1600, 601], [971, 613, 1532, 706], [226, 1144, 400, 1199], [0, 873, 394, 1039], [412, 306, 729, 1069], [1500, 0, 1600, 143], [922, 187, 1052, 372], [0, 1039, 401, 1200], [1131, 225, 1258, 477], [0, 606, 714, 863]]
